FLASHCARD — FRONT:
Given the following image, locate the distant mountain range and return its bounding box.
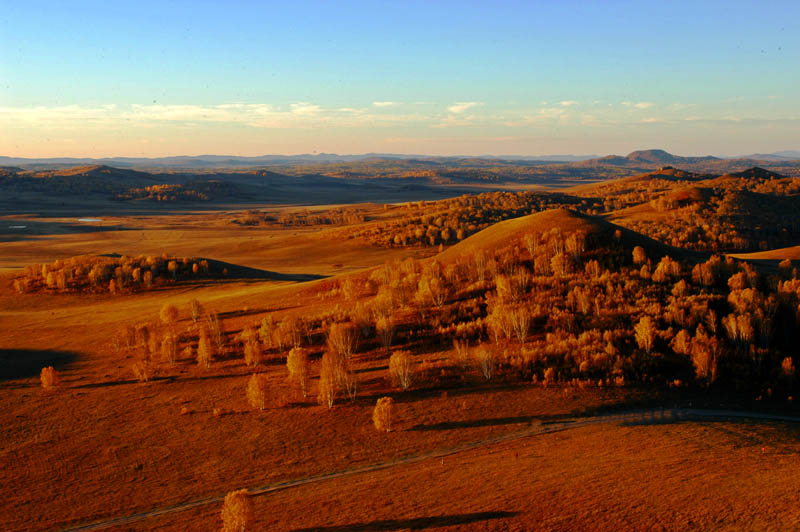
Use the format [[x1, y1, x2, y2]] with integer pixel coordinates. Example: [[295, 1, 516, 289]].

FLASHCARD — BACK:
[[1, 149, 797, 171], [1, 149, 798, 177]]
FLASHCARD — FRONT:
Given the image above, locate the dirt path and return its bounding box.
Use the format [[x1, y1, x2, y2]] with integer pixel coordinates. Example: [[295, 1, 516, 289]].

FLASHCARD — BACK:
[[61, 408, 800, 531]]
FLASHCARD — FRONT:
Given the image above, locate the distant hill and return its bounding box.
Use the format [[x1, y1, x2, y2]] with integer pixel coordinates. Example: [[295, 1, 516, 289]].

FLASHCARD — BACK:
[[27, 165, 160, 187], [574, 149, 719, 168]]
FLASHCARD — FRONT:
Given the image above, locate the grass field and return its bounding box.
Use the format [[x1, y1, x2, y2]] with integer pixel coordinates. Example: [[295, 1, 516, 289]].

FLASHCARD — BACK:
[[2, 196, 799, 532]]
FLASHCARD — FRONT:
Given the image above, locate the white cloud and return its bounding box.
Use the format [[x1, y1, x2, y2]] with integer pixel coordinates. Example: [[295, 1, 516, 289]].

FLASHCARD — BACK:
[[289, 102, 321, 116], [621, 101, 654, 109], [560, 100, 579, 107], [447, 101, 482, 113], [372, 101, 399, 107], [669, 102, 696, 111], [0, 102, 433, 131]]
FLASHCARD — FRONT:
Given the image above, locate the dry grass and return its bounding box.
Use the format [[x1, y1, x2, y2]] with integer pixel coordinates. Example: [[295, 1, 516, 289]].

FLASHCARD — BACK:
[[1, 200, 798, 532], [119, 419, 800, 531]]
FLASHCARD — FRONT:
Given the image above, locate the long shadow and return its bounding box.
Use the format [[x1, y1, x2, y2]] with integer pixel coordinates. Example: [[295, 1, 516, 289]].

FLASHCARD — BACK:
[[0, 348, 77, 382], [411, 415, 541, 432], [204, 258, 325, 282], [72, 370, 254, 389], [291, 511, 518, 532], [0, 220, 141, 243]]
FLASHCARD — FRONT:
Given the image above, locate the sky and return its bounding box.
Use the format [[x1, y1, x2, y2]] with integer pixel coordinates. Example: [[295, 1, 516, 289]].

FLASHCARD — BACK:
[[1, 0, 798, 158]]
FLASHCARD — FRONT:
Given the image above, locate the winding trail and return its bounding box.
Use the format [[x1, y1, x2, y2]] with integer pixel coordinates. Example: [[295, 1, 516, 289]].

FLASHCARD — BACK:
[[61, 408, 800, 531]]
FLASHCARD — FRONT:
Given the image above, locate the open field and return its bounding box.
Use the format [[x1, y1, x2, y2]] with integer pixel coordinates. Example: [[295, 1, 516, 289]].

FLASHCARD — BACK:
[[118, 415, 800, 532], [2, 168, 800, 532]]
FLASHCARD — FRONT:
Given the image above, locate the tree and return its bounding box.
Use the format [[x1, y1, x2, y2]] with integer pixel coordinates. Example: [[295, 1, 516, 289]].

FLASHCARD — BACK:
[[326, 322, 358, 361], [189, 299, 204, 324], [550, 252, 570, 276], [286, 347, 309, 398], [197, 331, 213, 368], [509, 306, 530, 343], [246, 373, 269, 410], [452, 338, 470, 370], [40, 366, 59, 389], [372, 397, 394, 432], [389, 350, 414, 390], [243, 338, 262, 368], [670, 329, 691, 355], [632, 246, 647, 265], [259, 315, 275, 348], [160, 303, 179, 326], [376, 316, 394, 352], [317, 351, 338, 408], [474, 346, 495, 380], [634, 316, 657, 353], [221, 489, 254, 532], [161, 333, 178, 365], [206, 312, 225, 351]]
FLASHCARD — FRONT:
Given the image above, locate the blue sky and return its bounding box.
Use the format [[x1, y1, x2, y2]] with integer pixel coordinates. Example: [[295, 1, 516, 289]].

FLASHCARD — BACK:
[[1, 0, 798, 157]]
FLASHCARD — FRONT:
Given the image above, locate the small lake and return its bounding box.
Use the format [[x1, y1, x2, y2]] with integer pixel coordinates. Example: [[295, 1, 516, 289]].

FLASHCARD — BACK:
[[8, 225, 27, 229], [77, 218, 103, 222]]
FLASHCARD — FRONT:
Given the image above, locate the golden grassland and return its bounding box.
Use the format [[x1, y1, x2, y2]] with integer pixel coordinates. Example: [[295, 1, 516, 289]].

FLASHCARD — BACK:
[[133, 420, 800, 532], [2, 182, 800, 531]]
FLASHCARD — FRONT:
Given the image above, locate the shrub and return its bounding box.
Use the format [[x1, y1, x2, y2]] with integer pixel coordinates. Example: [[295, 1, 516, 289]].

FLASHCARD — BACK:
[[372, 397, 394, 432], [40, 366, 59, 389], [221, 489, 254, 532]]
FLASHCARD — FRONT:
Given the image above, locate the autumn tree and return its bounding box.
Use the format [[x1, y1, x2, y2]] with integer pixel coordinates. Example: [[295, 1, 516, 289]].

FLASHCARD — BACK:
[[258, 314, 275, 348], [40, 366, 59, 389], [632, 246, 647, 265], [240, 325, 261, 367], [474, 346, 495, 380], [246, 373, 269, 410], [189, 299, 204, 324], [634, 316, 657, 353], [670, 329, 691, 356], [452, 338, 470, 370], [389, 350, 414, 390], [221, 489, 254, 532], [376, 315, 394, 352], [161, 333, 178, 365], [286, 347, 310, 398], [160, 303, 179, 327], [197, 330, 213, 368], [317, 351, 339, 408], [509, 306, 530, 343], [372, 397, 394, 432], [326, 322, 358, 361]]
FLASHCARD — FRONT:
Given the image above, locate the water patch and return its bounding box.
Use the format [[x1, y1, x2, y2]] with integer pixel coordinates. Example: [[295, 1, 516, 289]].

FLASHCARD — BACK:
[[8, 225, 27, 229], [77, 218, 103, 222]]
